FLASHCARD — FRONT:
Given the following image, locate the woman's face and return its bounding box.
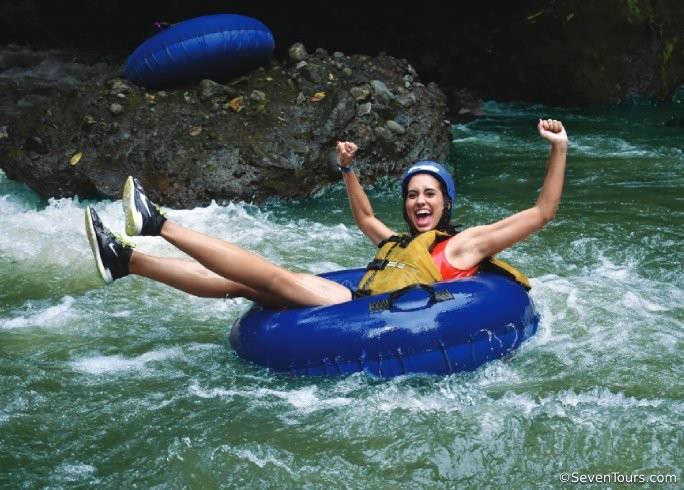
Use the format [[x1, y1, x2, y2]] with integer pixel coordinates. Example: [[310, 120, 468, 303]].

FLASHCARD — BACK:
[[404, 174, 446, 233]]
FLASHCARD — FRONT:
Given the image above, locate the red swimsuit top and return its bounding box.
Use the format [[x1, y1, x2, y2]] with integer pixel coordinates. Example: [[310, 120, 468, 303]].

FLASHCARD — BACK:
[[430, 239, 479, 280]]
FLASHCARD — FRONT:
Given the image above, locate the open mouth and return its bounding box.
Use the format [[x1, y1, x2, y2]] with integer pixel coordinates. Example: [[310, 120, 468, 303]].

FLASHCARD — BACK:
[[414, 209, 432, 228]]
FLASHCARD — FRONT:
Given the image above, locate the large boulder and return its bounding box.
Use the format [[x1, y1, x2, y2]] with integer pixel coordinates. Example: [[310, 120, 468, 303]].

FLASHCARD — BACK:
[[0, 44, 450, 207]]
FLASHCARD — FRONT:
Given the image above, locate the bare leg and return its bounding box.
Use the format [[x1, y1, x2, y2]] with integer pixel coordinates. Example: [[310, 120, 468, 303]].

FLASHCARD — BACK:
[[156, 221, 351, 307], [129, 252, 260, 299]]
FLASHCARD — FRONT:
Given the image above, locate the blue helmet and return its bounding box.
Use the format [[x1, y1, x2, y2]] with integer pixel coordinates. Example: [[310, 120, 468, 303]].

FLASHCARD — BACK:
[[401, 161, 456, 217]]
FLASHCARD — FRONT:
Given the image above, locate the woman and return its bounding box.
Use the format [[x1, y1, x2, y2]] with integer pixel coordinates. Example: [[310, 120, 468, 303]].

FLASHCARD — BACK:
[[85, 119, 568, 307]]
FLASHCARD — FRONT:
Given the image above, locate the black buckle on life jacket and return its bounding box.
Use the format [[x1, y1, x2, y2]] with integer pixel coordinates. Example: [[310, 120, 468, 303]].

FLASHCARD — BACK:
[[377, 235, 414, 249], [366, 258, 389, 271], [397, 235, 414, 248]]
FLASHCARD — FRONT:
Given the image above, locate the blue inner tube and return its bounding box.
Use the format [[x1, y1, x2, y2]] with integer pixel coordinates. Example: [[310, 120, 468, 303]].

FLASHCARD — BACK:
[[230, 268, 540, 378], [124, 14, 275, 88]]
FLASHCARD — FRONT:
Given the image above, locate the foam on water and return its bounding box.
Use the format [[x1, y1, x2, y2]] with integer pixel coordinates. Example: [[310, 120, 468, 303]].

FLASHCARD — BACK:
[[189, 381, 352, 414], [1, 295, 76, 330], [570, 135, 652, 158], [227, 446, 296, 473], [71, 347, 186, 375]]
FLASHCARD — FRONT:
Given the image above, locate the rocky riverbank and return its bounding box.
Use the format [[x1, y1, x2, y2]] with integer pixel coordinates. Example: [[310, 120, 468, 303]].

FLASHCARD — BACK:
[[0, 43, 452, 207]]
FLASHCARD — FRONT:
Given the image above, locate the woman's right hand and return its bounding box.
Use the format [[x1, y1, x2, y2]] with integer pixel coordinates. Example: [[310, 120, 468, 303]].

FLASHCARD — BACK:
[[336, 141, 358, 168]]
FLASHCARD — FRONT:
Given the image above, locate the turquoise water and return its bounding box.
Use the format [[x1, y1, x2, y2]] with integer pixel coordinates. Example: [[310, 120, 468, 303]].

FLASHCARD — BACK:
[[1, 93, 682, 488]]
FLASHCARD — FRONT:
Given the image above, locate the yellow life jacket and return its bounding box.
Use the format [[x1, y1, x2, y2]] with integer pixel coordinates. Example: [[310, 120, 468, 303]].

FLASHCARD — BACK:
[[357, 230, 451, 295], [356, 230, 533, 296]]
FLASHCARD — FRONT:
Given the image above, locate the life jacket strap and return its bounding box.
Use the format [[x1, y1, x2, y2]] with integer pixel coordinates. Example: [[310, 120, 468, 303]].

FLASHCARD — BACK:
[[366, 259, 409, 271]]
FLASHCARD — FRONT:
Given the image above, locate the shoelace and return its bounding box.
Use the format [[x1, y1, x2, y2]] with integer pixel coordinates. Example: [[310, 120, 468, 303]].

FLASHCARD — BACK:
[[147, 199, 166, 218], [111, 229, 137, 249], [153, 203, 167, 218]]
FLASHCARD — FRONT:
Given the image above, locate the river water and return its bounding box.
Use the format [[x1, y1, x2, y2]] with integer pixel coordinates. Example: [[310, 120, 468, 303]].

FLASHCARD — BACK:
[[1, 47, 682, 488]]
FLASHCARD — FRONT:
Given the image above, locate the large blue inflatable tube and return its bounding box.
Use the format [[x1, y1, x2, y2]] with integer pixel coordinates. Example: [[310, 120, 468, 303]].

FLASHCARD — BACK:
[[125, 14, 275, 88], [230, 268, 540, 378]]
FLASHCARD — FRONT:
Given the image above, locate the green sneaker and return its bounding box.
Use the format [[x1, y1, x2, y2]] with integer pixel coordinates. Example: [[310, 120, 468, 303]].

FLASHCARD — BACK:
[[85, 207, 134, 284], [123, 176, 167, 236]]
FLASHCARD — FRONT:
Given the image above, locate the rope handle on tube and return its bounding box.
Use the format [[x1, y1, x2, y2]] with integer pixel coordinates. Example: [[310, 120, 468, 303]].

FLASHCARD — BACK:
[[369, 283, 453, 312]]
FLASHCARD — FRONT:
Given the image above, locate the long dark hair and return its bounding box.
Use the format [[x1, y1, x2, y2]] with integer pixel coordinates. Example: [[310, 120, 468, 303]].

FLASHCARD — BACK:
[[403, 181, 459, 236]]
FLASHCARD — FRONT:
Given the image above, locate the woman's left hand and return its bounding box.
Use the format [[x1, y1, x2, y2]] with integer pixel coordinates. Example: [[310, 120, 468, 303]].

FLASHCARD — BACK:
[[538, 119, 568, 146]]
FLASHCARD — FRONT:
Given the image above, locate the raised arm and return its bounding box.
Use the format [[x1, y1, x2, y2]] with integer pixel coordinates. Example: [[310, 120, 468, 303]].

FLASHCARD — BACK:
[[446, 119, 569, 270], [337, 141, 395, 245]]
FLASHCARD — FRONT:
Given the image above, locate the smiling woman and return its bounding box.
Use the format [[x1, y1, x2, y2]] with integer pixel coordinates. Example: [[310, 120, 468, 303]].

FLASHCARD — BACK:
[[84, 120, 567, 310], [402, 161, 456, 234], [338, 118, 568, 295]]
